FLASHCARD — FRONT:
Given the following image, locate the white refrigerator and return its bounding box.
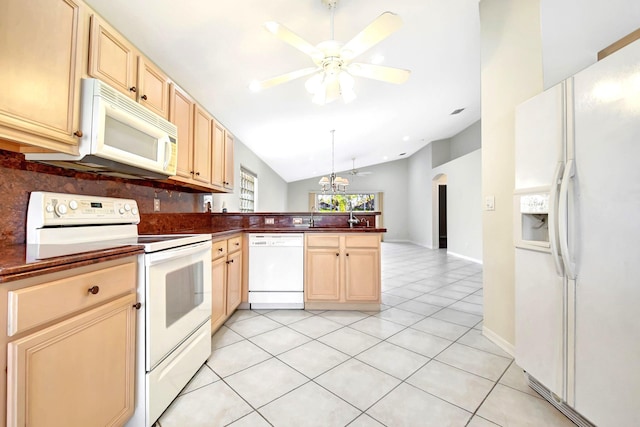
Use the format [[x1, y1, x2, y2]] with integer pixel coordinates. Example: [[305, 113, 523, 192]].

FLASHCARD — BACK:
[[514, 39, 640, 427]]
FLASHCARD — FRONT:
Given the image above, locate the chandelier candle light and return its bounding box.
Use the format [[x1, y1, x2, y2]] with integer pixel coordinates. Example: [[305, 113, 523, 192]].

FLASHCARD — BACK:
[[319, 130, 349, 200]]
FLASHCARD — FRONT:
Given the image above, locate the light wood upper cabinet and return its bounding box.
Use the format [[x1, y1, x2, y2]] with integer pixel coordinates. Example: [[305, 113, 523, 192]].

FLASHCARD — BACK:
[[0, 0, 84, 151], [88, 14, 170, 118], [193, 105, 213, 184], [88, 14, 137, 99], [137, 57, 170, 118], [224, 131, 235, 191], [212, 121, 226, 190], [169, 84, 195, 180]]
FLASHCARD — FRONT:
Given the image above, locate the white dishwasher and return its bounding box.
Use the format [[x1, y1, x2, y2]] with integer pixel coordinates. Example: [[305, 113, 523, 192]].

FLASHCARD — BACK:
[[248, 233, 304, 309]]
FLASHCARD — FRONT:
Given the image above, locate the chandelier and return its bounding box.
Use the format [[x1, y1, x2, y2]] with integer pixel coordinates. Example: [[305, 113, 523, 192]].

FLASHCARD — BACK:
[[319, 129, 349, 194]]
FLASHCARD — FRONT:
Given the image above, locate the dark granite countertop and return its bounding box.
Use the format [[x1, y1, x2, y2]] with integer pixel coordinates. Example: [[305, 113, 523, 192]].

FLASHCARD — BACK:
[[0, 226, 385, 283], [0, 244, 143, 283]]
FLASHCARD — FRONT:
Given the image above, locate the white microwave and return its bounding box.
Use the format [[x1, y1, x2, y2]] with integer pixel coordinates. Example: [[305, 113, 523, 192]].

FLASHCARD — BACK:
[[27, 78, 178, 179]]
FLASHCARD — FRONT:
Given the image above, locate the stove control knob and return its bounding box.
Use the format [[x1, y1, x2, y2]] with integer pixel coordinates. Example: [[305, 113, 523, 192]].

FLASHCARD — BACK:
[[124, 203, 131, 212], [119, 207, 125, 215], [132, 208, 138, 215], [69, 200, 78, 210], [56, 203, 68, 216], [45, 204, 54, 213]]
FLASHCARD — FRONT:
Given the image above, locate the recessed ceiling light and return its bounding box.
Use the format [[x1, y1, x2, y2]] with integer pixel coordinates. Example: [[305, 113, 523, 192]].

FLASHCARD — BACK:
[[402, 136, 410, 141], [450, 108, 465, 115]]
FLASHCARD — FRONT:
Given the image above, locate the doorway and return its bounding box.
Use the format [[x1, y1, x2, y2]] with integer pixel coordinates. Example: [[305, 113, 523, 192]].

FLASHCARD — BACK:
[[431, 174, 448, 249], [438, 185, 447, 248]]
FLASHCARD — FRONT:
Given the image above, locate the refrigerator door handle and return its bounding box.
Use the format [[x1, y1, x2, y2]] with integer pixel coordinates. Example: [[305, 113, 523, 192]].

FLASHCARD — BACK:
[[549, 162, 565, 276], [558, 159, 576, 279]]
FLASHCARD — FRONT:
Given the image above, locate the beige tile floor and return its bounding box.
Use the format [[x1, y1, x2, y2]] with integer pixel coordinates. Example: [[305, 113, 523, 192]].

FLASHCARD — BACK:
[[155, 242, 576, 427]]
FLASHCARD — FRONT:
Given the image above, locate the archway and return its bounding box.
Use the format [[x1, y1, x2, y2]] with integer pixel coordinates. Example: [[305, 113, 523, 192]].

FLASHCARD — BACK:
[[432, 174, 448, 249]]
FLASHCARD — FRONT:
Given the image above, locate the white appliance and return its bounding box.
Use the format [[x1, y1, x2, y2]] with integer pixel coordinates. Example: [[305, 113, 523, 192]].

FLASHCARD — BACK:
[[248, 233, 304, 309], [26, 192, 212, 427], [514, 40, 640, 427], [26, 78, 178, 179]]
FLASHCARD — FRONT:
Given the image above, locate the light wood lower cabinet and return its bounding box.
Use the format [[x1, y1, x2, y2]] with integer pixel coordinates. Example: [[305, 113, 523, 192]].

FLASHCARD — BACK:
[[211, 235, 243, 334], [305, 233, 381, 309], [1, 256, 137, 427]]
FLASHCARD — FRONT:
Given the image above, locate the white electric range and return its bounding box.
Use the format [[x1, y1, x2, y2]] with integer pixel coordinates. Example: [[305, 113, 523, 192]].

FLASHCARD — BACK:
[[26, 191, 212, 427]]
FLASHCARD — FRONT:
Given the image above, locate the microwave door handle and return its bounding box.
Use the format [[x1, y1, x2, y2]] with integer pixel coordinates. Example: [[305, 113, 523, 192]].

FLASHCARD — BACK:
[[163, 139, 171, 170]]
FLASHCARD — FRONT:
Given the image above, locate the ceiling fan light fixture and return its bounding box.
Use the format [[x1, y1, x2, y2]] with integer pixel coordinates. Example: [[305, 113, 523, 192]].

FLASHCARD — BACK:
[[305, 73, 323, 94]]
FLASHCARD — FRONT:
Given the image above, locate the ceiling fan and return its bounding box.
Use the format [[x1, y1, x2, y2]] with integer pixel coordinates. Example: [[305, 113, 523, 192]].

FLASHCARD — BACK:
[[348, 158, 373, 176], [250, 0, 411, 105]]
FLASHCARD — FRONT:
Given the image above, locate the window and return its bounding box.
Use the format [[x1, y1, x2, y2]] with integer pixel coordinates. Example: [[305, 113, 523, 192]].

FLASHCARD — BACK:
[[240, 168, 257, 212], [315, 193, 376, 212]]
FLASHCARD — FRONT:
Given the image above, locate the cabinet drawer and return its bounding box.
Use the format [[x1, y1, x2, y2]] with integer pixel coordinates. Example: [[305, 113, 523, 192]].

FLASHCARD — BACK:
[[7, 262, 136, 336], [306, 235, 340, 248], [345, 234, 380, 248], [227, 235, 242, 252], [212, 240, 227, 260]]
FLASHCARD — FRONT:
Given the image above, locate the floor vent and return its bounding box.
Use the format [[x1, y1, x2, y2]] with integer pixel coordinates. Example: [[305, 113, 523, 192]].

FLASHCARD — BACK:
[[527, 374, 595, 427]]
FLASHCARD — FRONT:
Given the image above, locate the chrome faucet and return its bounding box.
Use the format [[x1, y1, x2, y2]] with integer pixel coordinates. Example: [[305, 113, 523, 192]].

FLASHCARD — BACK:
[[309, 206, 316, 227], [347, 209, 360, 228]]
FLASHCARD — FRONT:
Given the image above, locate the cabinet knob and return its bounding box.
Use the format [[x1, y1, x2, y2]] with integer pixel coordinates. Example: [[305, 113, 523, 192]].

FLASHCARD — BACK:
[[336, 253, 339, 257], [73, 130, 83, 138], [234, 242, 239, 246], [226, 259, 234, 264], [133, 302, 142, 310], [88, 286, 100, 295], [129, 86, 137, 93], [218, 247, 224, 252], [141, 94, 148, 101], [190, 170, 194, 175], [346, 253, 349, 257], [195, 172, 200, 176]]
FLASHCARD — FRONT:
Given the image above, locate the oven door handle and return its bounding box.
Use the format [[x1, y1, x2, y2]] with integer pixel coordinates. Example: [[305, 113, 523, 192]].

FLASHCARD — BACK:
[[145, 241, 212, 266]]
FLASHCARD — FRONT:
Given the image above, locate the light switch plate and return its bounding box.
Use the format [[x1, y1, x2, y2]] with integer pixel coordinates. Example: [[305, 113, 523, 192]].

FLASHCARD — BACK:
[[265, 217, 275, 225], [484, 196, 495, 211], [153, 199, 161, 212]]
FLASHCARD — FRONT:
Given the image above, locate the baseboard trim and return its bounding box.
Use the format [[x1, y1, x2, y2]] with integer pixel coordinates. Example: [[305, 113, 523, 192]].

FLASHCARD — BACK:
[[482, 325, 515, 357]]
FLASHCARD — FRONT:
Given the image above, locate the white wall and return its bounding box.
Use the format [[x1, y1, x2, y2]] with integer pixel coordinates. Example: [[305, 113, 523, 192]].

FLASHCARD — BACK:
[[407, 144, 433, 247], [433, 150, 483, 262], [213, 139, 288, 212], [450, 120, 482, 159], [480, 0, 543, 351], [540, 0, 640, 88], [286, 159, 410, 242]]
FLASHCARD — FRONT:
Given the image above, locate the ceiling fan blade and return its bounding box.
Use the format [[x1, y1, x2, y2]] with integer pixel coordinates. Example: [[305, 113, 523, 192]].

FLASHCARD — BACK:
[[263, 21, 324, 61], [252, 67, 319, 91], [341, 12, 403, 60], [347, 63, 411, 84]]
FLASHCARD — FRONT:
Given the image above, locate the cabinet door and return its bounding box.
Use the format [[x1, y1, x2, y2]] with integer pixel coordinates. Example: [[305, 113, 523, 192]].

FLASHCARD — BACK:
[[211, 256, 227, 334], [224, 131, 235, 190], [344, 248, 380, 302], [305, 249, 341, 301], [137, 57, 170, 119], [0, 0, 83, 148], [192, 105, 212, 184], [211, 121, 226, 190], [226, 250, 242, 314], [169, 84, 195, 180], [6, 294, 136, 427], [88, 14, 137, 99]]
